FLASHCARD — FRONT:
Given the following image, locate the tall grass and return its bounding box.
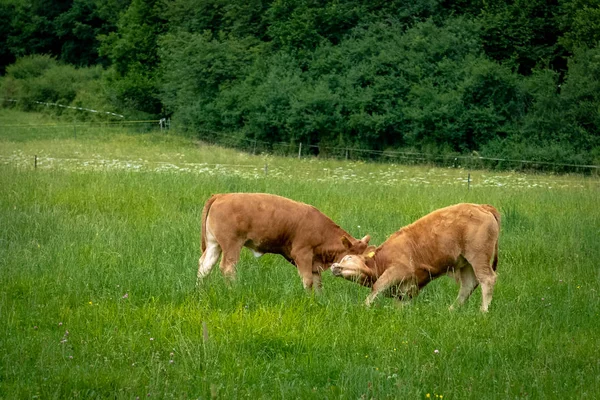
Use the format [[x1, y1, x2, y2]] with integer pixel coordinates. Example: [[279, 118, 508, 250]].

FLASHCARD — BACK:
[[1, 110, 599, 399]]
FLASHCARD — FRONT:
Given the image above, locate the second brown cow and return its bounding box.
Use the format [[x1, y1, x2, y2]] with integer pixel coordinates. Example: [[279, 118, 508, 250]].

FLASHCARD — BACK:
[[331, 203, 500, 312], [197, 193, 371, 290]]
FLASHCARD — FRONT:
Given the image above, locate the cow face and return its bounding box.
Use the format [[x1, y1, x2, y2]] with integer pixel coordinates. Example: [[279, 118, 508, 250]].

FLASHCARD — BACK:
[[331, 254, 375, 286], [340, 235, 371, 257]]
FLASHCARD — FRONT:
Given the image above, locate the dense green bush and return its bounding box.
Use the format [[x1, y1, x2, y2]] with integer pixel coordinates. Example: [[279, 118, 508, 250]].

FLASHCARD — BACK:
[[0, 54, 114, 120], [159, 17, 529, 153]]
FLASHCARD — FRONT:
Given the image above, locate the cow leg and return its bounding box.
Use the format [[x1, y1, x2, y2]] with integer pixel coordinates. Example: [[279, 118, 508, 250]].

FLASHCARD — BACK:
[[218, 241, 243, 281], [299, 269, 313, 290], [479, 273, 496, 312], [197, 239, 222, 283], [465, 252, 497, 312], [311, 263, 325, 293], [292, 250, 315, 290], [312, 272, 322, 292], [449, 264, 479, 310], [365, 267, 414, 307]]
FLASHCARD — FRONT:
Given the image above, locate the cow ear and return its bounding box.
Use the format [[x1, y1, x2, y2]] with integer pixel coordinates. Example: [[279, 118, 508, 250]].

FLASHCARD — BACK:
[[361, 235, 371, 244], [365, 245, 377, 256], [341, 236, 353, 249]]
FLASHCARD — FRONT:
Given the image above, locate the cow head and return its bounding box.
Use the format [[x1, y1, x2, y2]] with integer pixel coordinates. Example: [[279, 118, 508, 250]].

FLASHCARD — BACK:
[[340, 235, 371, 258], [331, 248, 377, 286]]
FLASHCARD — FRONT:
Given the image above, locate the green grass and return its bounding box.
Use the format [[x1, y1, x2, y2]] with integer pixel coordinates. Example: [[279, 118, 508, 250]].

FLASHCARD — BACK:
[[1, 109, 599, 399]]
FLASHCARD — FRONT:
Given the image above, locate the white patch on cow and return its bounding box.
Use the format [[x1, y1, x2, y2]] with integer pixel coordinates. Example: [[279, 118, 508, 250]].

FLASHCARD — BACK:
[[250, 249, 264, 258], [197, 215, 222, 280]]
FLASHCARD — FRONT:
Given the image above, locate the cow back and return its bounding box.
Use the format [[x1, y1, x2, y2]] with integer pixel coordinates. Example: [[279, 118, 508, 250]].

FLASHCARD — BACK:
[[205, 193, 352, 260]]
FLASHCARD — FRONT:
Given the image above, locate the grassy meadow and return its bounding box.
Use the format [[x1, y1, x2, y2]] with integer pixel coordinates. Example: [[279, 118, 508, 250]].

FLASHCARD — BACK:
[[1, 109, 599, 399]]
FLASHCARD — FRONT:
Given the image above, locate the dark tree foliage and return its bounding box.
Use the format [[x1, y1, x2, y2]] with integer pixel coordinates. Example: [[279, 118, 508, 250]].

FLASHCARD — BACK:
[[0, 3, 17, 71], [54, 0, 126, 66], [479, 0, 565, 75], [99, 0, 166, 115], [0, 0, 70, 73], [164, 0, 271, 39], [0, 0, 128, 74], [1, 0, 599, 167]]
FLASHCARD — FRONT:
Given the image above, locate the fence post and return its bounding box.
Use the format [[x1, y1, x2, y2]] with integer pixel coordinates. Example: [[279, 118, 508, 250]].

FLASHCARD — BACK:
[[345, 148, 349, 160], [467, 172, 471, 190], [298, 143, 302, 159], [34, 155, 37, 169], [264, 163, 268, 176]]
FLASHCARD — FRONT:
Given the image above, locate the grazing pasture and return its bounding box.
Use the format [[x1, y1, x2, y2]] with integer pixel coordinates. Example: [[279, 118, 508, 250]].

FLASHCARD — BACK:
[[0, 109, 599, 399]]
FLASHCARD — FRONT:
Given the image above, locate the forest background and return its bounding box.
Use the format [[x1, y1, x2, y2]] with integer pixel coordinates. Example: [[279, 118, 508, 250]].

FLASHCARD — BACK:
[[1, 0, 599, 170]]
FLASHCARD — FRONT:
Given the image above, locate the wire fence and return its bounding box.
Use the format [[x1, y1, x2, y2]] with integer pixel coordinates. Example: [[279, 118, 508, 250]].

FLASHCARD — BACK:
[[0, 119, 168, 141], [1, 98, 124, 118], [1, 117, 598, 176], [198, 129, 600, 175], [2, 98, 598, 173], [2, 153, 598, 191]]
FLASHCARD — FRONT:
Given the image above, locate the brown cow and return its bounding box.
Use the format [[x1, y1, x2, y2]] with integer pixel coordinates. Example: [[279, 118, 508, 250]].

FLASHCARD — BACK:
[[331, 203, 500, 312], [197, 193, 371, 290]]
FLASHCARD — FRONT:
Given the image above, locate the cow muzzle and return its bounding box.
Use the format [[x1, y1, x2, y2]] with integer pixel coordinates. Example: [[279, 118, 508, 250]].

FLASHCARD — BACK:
[[331, 263, 343, 277]]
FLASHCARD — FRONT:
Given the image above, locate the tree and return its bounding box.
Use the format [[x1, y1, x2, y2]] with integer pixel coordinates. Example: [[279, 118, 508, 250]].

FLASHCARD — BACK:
[[479, 0, 563, 74], [0, 0, 128, 74], [559, 0, 600, 52], [54, 0, 128, 67], [164, 0, 271, 39], [99, 0, 165, 115]]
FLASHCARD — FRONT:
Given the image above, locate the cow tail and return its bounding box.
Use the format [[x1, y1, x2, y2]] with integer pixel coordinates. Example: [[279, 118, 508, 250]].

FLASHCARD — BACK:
[[201, 194, 220, 253], [482, 204, 501, 271], [492, 238, 499, 271], [482, 204, 501, 227]]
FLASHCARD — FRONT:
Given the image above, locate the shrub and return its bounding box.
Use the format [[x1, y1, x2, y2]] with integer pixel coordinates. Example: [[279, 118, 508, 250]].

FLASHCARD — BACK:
[[0, 55, 116, 120], [5, 54, 57, 80]]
